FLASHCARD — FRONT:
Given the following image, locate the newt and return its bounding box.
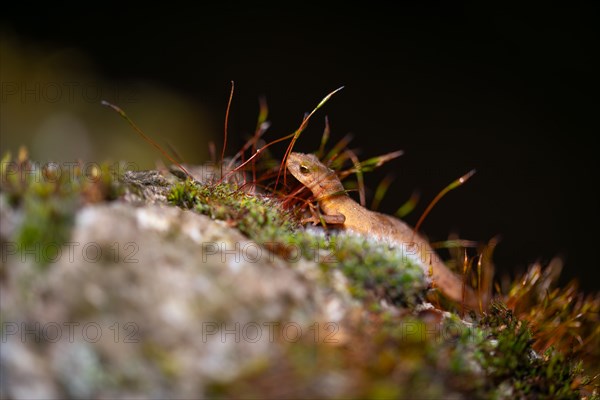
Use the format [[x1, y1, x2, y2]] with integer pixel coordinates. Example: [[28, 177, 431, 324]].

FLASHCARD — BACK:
[[286, 152, 485, 310]]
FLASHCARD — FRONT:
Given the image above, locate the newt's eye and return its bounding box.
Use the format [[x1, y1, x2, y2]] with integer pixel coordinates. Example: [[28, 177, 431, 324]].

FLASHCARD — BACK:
[[299, 165, 310, 175]]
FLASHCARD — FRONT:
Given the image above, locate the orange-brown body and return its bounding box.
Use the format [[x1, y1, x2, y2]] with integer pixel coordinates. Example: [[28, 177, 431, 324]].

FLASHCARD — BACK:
[[287, 152, 484, 310]]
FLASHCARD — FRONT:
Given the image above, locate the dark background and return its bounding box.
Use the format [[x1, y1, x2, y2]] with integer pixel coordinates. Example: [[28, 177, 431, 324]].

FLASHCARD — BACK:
[[2, 3, 598, 290]]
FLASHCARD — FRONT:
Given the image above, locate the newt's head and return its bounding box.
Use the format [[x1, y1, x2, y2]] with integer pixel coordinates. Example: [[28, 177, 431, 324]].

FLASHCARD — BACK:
[[286, 152, 345, 197]]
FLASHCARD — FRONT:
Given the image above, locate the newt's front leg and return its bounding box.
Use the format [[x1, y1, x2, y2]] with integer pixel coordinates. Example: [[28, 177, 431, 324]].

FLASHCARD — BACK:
[[301, 206, 346, 226]]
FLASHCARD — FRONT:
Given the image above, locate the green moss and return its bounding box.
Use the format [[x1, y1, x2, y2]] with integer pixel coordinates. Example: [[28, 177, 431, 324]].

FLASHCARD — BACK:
[[1, 153, 124, 266], [475, 302, 593, 399], [16, 194, 77, 265], [328, 234, 426, 306], [168, 180, 428, 306]]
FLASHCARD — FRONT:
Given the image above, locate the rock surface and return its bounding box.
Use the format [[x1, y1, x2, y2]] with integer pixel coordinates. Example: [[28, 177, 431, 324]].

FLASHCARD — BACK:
[[1, 193, 357, 398], [1, 165, 596, 399]]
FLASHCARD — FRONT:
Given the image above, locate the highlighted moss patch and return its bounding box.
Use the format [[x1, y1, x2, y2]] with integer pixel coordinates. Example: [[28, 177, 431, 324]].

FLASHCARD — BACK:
[[0, 152, 123, 265], [168, 180, 428, 306]]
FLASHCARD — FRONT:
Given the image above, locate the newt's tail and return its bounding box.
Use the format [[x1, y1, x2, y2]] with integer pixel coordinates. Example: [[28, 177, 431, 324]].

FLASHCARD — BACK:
[[429, 254, 492, 313]]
